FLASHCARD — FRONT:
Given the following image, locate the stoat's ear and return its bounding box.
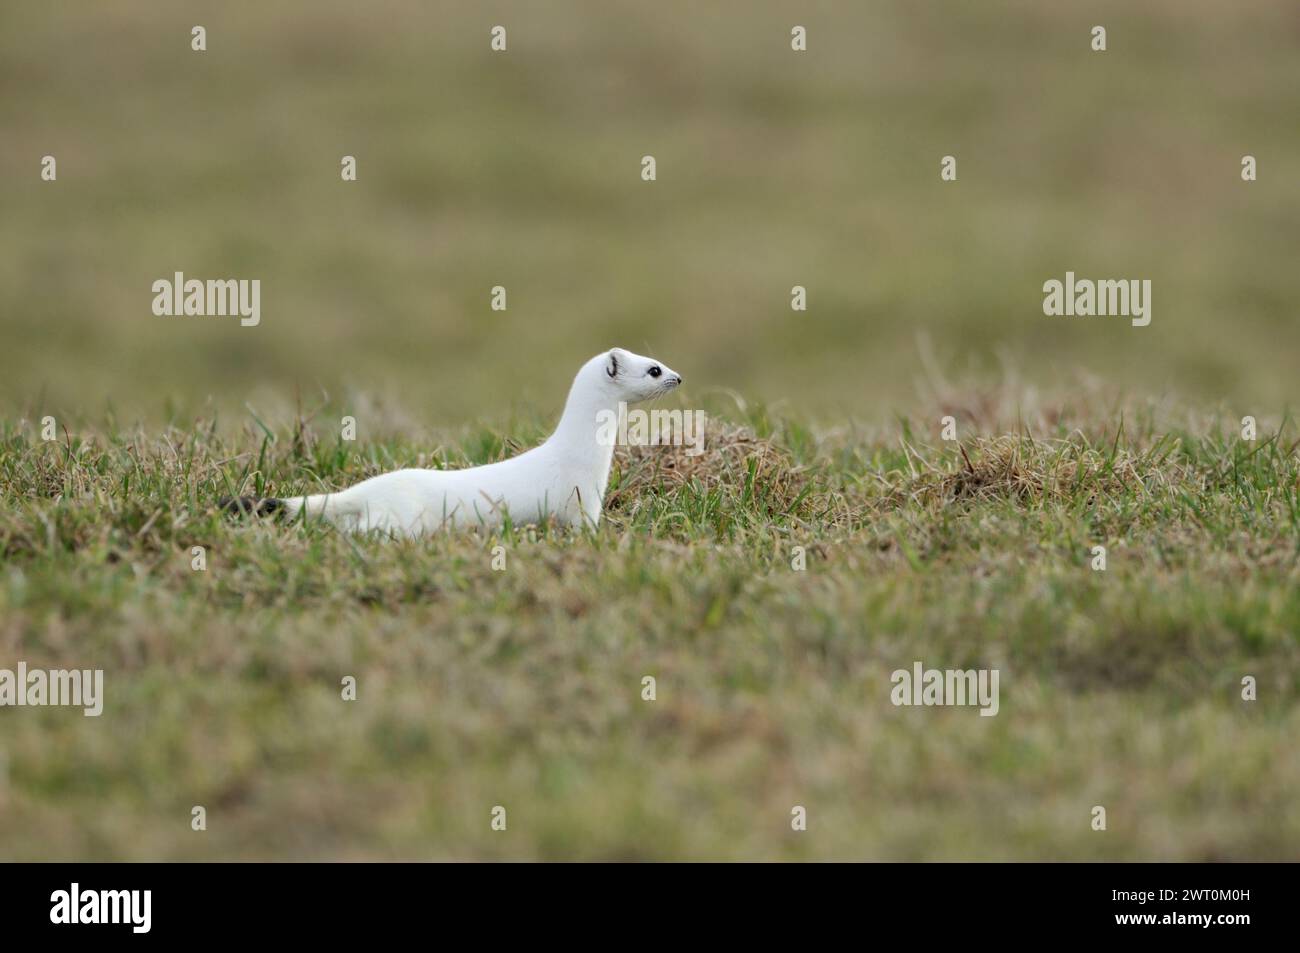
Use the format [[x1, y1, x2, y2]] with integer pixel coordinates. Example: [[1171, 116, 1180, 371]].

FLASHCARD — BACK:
[[605, 349, 620, 379]]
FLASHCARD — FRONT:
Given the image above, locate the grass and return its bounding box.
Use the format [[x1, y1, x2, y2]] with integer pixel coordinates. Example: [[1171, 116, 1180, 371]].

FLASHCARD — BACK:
[[3, 1, 1300, 420], [2, 389, 1298, 860]]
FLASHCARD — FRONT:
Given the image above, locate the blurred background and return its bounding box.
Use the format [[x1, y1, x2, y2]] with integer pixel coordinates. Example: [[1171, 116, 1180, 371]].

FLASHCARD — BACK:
[[2, 0, 1298, 424]]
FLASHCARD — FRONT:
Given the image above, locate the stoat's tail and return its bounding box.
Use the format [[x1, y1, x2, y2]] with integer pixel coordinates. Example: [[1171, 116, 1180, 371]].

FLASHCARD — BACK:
[[219, 492, 354, 524], [218, 495, 286, 518]]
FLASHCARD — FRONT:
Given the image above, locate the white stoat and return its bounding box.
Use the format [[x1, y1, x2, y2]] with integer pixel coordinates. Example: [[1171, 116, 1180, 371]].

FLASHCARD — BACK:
[[222, 348, 683, 537]]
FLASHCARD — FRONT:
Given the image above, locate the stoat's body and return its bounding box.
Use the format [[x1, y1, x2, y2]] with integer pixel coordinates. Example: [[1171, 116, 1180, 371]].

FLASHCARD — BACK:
[[224, 349, 682, 537]]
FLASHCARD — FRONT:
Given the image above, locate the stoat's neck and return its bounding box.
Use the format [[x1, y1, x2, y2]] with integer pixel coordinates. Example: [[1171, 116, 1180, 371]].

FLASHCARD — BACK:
[[545, 372, 619, 490]]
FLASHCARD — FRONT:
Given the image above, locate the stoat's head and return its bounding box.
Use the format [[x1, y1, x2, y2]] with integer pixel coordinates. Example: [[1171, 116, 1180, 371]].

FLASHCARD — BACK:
[[593, 347, 683, 403]]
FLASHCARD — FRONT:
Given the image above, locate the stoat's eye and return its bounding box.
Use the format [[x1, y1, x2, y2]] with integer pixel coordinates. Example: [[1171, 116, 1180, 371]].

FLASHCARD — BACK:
[[648, 366, 662, 378]]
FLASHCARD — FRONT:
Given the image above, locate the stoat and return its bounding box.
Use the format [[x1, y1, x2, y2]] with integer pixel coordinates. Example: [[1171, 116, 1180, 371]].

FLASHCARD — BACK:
[[221, 348, 682, 536]]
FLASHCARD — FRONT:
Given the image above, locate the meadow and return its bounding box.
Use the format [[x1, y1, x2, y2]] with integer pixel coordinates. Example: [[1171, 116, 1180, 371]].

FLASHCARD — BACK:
[[2, 388, 1298, 860], [1, 1, 1298, 859]]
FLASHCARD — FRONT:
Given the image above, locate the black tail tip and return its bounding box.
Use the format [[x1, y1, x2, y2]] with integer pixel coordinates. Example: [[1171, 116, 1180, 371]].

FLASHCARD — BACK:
[[218, 496, 285, 518]]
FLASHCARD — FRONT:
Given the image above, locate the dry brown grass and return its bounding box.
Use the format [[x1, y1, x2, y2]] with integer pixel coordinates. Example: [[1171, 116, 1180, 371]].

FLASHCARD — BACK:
[[917, 435, 1191, 508], [606, 421, 821, 524]]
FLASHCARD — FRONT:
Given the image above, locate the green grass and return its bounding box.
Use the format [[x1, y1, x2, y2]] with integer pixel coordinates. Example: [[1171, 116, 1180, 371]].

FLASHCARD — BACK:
[[2, 392, 1297, 860], [3, 1, 1300, 421]]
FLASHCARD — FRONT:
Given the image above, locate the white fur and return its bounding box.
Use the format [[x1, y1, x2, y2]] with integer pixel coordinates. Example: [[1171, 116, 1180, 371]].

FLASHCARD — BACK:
[[280, 348, 682, 537]]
